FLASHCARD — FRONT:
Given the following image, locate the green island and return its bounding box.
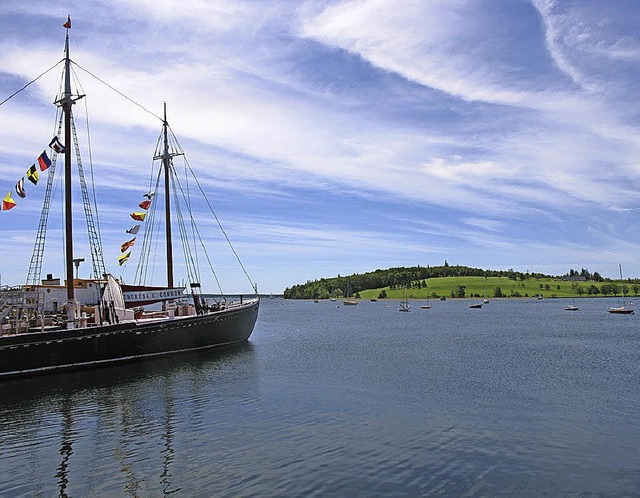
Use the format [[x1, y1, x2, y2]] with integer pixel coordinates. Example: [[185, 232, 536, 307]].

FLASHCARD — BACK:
[[283, 264, 640, 300]]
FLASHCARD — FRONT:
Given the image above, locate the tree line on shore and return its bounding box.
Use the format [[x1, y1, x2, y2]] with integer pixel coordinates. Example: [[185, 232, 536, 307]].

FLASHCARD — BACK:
[[282, 263, 615, 300]]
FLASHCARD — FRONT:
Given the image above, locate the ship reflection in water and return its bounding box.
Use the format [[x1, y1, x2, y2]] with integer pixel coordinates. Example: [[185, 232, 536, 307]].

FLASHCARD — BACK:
[[0, 344, 257, 497]]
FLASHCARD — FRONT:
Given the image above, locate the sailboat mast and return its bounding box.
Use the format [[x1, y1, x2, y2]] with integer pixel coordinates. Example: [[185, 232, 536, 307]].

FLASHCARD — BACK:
[[619, 263, 625, 298], [62, 28, 74, 301], [162, 103, 174, 288]]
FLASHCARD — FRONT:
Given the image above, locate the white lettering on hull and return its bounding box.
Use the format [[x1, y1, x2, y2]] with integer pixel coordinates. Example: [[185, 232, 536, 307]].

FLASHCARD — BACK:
[[123, 288, 185, 303]]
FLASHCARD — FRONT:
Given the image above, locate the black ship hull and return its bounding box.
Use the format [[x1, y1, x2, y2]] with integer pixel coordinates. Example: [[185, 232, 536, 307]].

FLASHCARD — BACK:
[[0, 298, 259, 379]]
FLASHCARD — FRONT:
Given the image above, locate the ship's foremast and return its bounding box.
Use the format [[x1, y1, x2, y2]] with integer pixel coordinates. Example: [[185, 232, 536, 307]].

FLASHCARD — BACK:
[[61, 29, 75, 301], [54, 21, 85, 326]]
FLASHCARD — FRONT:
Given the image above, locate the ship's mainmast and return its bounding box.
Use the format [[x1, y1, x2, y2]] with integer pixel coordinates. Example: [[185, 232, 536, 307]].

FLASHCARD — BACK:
[[61, 26, 75, 301], [152, 103, 183, 289], [162, 104, 174, 288]]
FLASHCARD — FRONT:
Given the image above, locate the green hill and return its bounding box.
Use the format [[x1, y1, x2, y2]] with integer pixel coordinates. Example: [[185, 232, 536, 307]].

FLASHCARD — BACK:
[[284, 264, 637, 300]]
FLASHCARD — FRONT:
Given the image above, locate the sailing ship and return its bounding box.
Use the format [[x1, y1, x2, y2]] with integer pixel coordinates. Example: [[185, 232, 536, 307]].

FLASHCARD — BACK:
[[608, 264, 634, 314], [398, 288, 410, 312], [343, 278, 358, 305], [0, 19, 259, 378]]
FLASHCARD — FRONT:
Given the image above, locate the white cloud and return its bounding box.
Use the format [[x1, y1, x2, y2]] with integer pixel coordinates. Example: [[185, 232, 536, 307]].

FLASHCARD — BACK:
[[301, 0, 533, 105]]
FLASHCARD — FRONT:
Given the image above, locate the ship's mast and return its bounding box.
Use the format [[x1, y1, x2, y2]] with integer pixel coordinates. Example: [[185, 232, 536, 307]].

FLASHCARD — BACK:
[[153, 104, 183, 289], [62, 26, 74, 301], [162, 103, 174, 288]]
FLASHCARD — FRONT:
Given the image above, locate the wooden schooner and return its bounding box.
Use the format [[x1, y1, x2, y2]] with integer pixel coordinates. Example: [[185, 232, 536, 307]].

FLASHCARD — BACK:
[[0, 18, 259, 378]]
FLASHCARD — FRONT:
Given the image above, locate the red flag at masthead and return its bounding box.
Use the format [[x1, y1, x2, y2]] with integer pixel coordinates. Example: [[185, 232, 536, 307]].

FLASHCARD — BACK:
[[63, 16, 71, 29]]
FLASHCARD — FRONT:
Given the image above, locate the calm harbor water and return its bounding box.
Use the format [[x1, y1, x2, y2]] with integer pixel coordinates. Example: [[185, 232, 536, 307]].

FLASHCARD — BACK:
[[1, 297, 639, 496]]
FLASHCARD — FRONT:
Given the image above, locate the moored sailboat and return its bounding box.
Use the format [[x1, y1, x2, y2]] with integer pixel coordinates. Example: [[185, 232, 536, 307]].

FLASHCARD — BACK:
[[608, 264, 634, 314], [483, 277, 489, 303], [343, 278, 358, 305], [398, 288, 410, 312], [0, 19, 259, 378], [420, 284, 431, 308], [564, 293, 579, 311]]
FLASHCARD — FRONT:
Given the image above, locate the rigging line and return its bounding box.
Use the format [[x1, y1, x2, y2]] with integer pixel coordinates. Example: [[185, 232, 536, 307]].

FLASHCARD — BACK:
[[185, 161, 255, 291], [56, 67, 65, 108], [69, 62, 86, 99], [146, 170, 163, 283], [150, 134, 162, 193], [170, 161, 207, 290], [135, 134, 163, 283], [182, 154, 201, 279], [81, 96, 104, 260], [27, 114, 64, 285], [134, 177, 151, 283], [53, 118, 64, 242], [143, 176, 161, 283], [71, 61, 163, 123], [167, 125, 256, 291], [51, 106, 62, 144], [0, 60, 64, 107], [171, 169, 224, 296], [135, 168, 163, 285], [171, 178, 198, 284], [171, 152, 201, 283], [172, 170, 212, 284], [148, 168, 164, 284], [170, 172, 202, 286]]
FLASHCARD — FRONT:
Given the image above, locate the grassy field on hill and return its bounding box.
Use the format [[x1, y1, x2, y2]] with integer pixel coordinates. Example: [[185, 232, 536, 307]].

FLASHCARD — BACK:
[[283, 264, 639, 300], [356, 276, 637, 300]]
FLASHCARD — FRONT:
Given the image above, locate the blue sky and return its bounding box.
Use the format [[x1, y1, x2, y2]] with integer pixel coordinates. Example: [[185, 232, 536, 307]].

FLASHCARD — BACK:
[[1, 0, 640, 293]]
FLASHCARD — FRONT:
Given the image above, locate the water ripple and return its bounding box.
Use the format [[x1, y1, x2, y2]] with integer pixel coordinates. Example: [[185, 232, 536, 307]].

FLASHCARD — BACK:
[[1, 299, 639, 495]]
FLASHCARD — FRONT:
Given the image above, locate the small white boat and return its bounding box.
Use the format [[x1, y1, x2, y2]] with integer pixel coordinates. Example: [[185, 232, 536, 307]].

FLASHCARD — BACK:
[[608, 265, 634, 314], [608, 305, 634, 314], [483, 278, 489, 303], [565, 295, 579, 311]]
